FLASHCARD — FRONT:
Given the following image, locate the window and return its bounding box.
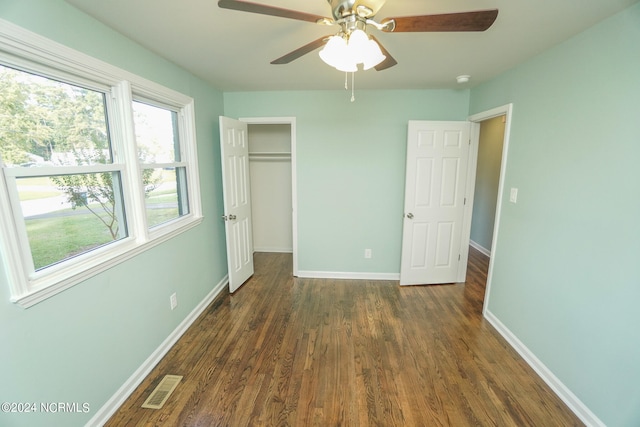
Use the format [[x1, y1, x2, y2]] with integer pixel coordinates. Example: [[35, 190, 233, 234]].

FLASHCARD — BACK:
[[0, 22, 202, 307], [132, 101, 190, 228], [2, 65, 128, 271]]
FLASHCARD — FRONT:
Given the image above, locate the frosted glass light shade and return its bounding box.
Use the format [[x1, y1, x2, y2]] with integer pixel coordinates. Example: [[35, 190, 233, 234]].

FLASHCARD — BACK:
[[362, 39, 386, 70], [319, 29, 386, 72], [347, 29, 369, 64], [319, 35, 357, 72]]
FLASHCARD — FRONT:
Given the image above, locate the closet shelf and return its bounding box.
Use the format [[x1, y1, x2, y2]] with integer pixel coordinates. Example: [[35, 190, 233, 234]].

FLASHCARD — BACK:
[[249, 152, 291, 161], [249, 151, 291, 156]]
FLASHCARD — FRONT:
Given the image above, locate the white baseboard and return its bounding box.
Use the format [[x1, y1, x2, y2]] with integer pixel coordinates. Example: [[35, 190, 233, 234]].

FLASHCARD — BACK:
[[253, 247, 293, 253], [86, 275, 228, 427], [297, 270, 400, 281], [469, 240, 491, 257], [483, 309, 605, 427]]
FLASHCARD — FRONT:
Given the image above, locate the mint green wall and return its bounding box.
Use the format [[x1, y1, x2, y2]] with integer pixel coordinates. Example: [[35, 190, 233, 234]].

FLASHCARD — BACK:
[[470, 115, 504, 252], [224, 90, 470, 274], [3, 0, 640, 426], [470, 4, 640, 426], [0, 1, 227, 426]]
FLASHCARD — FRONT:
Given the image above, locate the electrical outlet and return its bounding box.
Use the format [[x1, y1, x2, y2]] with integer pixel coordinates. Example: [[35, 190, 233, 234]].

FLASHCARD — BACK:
[[170, 293, 178, 310], [364, 248, 372, 259]]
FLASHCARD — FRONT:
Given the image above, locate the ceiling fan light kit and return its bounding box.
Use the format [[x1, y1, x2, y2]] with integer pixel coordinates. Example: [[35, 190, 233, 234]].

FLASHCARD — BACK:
[[319, 29, 386, 72], [217, 0, 498, 97]]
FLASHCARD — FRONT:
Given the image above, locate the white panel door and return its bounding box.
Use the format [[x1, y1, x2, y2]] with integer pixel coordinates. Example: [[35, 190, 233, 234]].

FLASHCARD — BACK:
[[400, 121, 472, 286], [219, 116, 254, 292]]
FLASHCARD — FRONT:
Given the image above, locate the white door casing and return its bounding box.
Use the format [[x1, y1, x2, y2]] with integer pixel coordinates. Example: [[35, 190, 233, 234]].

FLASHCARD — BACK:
[[400, 121, 474, 286], [219, 116, 254, 292]]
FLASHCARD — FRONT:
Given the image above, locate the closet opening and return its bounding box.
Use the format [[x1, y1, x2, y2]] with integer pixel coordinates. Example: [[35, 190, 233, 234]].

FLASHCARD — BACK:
[[243, 118, 298, 275]]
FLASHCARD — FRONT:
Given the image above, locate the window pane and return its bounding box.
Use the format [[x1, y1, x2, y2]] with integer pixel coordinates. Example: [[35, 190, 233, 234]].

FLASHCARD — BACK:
[[144, 167, 189, 228], [18, 173, 127, 270], [0, 65, 111, 167], [132, 101, 180, 163]]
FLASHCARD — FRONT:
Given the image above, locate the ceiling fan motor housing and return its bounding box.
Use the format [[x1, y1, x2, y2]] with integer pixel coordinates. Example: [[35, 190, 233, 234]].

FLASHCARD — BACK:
[[328, 0, 386, 19], [340, 14, 367, 36]]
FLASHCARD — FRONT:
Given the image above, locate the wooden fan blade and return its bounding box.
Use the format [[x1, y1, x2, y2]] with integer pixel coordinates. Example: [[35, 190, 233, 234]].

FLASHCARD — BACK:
[[271, 37, 329, 64], [381, 9, 498, 32], [218, 0, 332, 24], [370, 35, 397, 71]]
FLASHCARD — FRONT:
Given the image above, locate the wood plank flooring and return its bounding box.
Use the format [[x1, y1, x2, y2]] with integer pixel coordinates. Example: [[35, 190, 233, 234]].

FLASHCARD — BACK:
[[106, 248, 583, 426]]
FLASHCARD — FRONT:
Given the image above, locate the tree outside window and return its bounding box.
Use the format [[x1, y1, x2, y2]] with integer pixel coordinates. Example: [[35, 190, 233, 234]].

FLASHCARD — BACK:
[[0, 65, 125, 269]]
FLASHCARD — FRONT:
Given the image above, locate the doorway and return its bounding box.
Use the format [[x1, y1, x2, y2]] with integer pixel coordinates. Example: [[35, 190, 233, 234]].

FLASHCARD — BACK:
[[469, 115, 506, 257], [241, 117, 298, 276], [468, 104, 512, 313]]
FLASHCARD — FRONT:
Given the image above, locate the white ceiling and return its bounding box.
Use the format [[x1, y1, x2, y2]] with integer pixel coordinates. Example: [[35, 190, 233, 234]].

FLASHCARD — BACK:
[[65, 0, 638, 91]]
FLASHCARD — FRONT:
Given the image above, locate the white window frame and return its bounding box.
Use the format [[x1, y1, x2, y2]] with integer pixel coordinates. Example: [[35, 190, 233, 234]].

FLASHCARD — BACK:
[[0, 19, 203, 308], [131, 97, 193, 232]]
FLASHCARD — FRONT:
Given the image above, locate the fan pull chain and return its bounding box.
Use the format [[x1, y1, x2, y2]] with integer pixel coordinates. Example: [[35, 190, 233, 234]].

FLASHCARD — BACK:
[[351, 72, 355, 102], [343, 72, 356, 102]]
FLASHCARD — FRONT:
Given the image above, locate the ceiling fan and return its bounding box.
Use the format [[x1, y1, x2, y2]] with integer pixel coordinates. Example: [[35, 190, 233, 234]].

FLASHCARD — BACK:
[[217, 0, 498, 72]]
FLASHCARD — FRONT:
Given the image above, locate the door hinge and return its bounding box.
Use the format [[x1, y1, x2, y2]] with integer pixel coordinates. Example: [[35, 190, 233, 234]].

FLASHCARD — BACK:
[[458, 254, 461, 261], [464, 197, 466, 205]]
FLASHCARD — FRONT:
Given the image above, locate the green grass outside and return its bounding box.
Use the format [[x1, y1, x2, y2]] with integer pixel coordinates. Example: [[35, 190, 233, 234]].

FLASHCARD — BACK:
[[147, 193, 177, 203], [146, 188, 181, 228], [147, 209, 180, 228], [27, 206, 180, 270], [26, 213, 115, 269], [18, 176, 64, 201], [21, 173, 184, 268], [19, 176, 56, 186], [19, 191, 63, 201]]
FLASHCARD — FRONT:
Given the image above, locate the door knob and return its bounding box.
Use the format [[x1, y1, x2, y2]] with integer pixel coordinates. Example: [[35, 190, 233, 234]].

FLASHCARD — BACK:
[[228, 214, 237, 220], [406, 213, 414, 219]]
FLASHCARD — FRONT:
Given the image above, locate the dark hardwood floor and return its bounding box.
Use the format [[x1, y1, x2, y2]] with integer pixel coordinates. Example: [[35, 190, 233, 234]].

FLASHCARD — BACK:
[[106, 248, 583, 426]]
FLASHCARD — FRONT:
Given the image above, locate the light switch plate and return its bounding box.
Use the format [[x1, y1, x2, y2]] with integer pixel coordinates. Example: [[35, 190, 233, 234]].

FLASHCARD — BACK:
[[170, 293, 178, 310], [510, 188, 518, 203]]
